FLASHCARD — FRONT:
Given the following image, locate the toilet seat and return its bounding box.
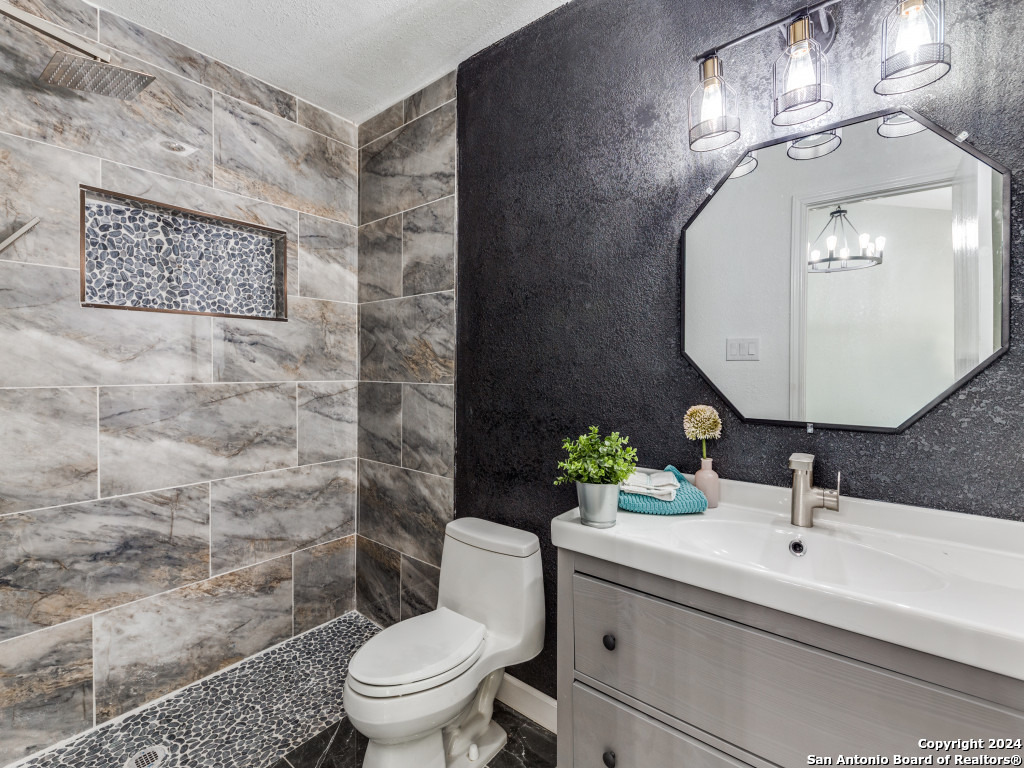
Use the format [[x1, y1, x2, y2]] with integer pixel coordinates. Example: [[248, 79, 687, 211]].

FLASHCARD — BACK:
[[347, 608, 486, 698]]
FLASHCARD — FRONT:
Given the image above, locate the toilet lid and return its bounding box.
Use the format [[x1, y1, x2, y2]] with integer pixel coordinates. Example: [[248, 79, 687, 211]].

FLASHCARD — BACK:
[[348, 607, 486, 687]]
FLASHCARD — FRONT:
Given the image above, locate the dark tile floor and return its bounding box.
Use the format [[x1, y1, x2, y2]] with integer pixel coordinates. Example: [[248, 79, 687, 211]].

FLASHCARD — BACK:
[[273, 701, 557, 768]]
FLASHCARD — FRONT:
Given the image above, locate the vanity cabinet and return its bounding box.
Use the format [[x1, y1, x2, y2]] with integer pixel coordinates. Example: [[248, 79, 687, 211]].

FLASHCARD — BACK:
[[557, 550, 1024, 768]]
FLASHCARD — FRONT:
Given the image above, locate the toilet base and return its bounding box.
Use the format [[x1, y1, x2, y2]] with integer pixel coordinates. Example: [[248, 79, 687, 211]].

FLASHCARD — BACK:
[[446, 720, 507, 768], [363, 730, 445, 768]]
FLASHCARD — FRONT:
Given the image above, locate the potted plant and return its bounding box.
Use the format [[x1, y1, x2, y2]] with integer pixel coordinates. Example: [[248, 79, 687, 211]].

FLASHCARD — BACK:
[[554, 426, 638, 528], [684, 405, 722, 508]]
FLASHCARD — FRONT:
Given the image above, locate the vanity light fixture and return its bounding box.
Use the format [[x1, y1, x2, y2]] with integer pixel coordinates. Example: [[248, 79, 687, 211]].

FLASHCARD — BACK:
[[688, 55, 741, 152], [875, 0, 950, 94], [730, 151, 758, 178], [876, 111, 927, 137], [808, 205, 885, 272], [773, 16, 834, 126], [787, 128, 842, 160]]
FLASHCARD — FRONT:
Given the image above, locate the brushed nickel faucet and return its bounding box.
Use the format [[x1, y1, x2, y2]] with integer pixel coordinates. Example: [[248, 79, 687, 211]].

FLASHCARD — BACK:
[[788, 453, 840, 528]]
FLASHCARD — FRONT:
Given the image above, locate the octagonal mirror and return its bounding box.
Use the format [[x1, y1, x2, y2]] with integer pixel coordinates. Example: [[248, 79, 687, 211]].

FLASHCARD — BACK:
[[683, 109, 1010, 432]]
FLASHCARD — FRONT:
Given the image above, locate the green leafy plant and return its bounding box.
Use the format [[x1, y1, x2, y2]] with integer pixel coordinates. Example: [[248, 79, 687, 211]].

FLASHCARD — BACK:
[[554, 426, 638, 486]]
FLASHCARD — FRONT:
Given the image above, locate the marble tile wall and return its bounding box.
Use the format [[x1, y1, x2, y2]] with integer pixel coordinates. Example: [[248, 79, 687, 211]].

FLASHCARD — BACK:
[[355, 74, 457, 628], [0, 1, 362, 762]]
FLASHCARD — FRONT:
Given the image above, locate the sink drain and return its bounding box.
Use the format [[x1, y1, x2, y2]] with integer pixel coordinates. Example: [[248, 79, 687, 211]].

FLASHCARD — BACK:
[[789, 539, 807, 557], [124, 746, 168, 768]]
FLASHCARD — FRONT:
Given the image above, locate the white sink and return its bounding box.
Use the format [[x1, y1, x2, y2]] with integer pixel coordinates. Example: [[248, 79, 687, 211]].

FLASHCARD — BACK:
[[552, 477, 1024, 682], [676, 518, 947, 593]]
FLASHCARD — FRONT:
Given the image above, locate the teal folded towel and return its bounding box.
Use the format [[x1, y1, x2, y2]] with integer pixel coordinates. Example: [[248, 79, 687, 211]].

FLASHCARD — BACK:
[[618, 465, 707, 515]]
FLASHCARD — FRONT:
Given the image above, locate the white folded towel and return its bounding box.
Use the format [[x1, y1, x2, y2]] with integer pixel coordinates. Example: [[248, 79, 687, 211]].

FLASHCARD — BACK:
[[620, 470, 680, 501]]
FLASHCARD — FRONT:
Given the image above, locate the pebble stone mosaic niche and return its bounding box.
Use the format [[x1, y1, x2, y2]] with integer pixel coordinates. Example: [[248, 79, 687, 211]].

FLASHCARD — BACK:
[[81, 186, 288, 320]]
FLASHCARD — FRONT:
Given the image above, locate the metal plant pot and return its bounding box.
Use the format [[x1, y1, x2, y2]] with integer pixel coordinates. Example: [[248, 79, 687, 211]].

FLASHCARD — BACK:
[[576, 482, 619, 528]]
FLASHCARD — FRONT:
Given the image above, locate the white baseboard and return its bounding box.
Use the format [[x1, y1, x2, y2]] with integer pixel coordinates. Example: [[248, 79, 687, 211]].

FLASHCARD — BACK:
[[496, 673, 557, 734]]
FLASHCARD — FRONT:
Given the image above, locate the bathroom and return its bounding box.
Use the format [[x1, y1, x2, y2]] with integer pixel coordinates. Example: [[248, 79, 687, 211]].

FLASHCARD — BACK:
[[0, 0, 1021, 766]]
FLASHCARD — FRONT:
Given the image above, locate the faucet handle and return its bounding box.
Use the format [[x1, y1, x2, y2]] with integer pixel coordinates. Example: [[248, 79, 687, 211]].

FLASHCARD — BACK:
[[821, 471, 841, 512], [788, 453, 815, 471]]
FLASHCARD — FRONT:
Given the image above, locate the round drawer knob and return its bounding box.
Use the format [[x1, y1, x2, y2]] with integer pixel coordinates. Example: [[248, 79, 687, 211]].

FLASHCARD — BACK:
[[603, 749, 617, 767], [602, 634, 616, 651]]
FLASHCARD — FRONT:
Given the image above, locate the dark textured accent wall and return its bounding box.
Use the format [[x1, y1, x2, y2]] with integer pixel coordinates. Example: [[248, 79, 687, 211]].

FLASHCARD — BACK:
[[456, 0, 1024, 696]]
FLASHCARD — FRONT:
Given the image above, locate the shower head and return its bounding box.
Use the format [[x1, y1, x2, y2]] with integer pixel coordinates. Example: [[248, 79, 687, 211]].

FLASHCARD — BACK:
[[39, 51, 155, 99], [0, 0, 155, 99]]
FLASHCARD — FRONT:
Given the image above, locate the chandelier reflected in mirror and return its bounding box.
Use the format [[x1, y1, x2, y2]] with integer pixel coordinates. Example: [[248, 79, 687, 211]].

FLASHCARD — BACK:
[[808, 205, 886, 272]]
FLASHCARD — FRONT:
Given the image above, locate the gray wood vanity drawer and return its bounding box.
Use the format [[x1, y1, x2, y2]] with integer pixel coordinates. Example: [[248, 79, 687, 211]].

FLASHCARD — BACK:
[[573, 573, 1024, 767], [573, 683, 751, 768]]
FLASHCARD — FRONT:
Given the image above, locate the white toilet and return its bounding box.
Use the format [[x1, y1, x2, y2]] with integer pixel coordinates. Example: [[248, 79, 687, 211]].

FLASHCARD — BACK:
[[344, 518, 545, 768]]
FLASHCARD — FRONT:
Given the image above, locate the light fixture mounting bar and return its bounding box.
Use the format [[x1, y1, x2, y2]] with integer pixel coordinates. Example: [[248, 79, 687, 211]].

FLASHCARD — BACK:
[[693, 0, 843, 62], [0, 0, 111, 62]]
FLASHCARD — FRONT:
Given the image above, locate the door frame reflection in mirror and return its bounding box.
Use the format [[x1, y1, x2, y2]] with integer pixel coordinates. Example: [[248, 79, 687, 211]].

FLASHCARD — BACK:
[[680, 107, 1010, 434]]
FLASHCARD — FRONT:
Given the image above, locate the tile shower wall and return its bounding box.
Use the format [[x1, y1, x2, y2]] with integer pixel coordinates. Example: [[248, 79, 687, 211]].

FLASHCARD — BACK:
[[0, 2, 359, 763], [355, 73, 457, 629]]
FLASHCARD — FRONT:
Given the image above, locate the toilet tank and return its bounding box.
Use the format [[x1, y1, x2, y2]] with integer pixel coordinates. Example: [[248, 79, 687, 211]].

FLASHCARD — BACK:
[[437, 518, 544, 656]]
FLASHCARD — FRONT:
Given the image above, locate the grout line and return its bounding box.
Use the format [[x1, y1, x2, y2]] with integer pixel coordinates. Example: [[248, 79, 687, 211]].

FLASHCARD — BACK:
[[0, 457, 359, 521], [291, 551, 296, 638], [358, 194, 455, 230], [399, 384, 404, 468], [0, 258, 77, 272], [359, 288, 453, 306], [90, 614, 96, 728], [400, 209, 405, 296], [359, 457, 451, 481], [295, 382, 300, 468], [357, 532, 439, 572], [360, 96, 455, 152], [208, 482, 214, 579], [95, 388, 101, 499], [211, 91, 216, 185], [0, 379, 360, 391]]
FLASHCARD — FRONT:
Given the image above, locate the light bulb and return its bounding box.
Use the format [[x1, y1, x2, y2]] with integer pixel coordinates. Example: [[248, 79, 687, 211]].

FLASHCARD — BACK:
[[810, 249, 821, 262], [700, 78, 724, 123], [826, 235, 838, 254], [785, 41, 817, 92], [876, 236, 886, 253], [840, 247, 850, 260], [896, 2, 932, 56]]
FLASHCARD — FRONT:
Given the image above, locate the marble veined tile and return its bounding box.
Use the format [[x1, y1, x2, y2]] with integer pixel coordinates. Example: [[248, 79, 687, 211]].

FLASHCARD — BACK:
[[358, 461, 453, 566], [0, 23, 212, 184], [0, 617, 93, 766], [99, 383, 296, 497], [298, 214, 357, 303], [356, 536, 400, 628], [360, 292, 455, 384], [298, 382, 358, 465], [99, 11, 296, 120], [93, 556, 293, 722], [101, 161, 300, 294], [8, 0, 97, 39], [402, 384, 454, 477], [0, 485, 209, 642], [293, 536, 356, 634], [358, 215, 402, 302], [0, 261, 212, 387], [403, 196, 455, 295], [360, 101, 456, 224], [358, 102, 404, 148], [298, 100, 358, 147], [0, 388, 96, 515], [210, 461, 356, 575], [0, 132, 100, 268], [215, 95, 357, 224], [404, 72, 456, 122], [213, 297, 358, 382], [400, 555, 439, 620], [357, 382, 401, 465]]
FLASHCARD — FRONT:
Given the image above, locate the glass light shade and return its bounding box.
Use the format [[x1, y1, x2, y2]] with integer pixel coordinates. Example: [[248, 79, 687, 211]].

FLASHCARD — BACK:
[[787, 128, 842, 160], [729, 151, 758, 179], [773, 17, 834, 126], [689, 56, 741, 152], [875, 0, 951, 94], [877, 111, 928, 137]]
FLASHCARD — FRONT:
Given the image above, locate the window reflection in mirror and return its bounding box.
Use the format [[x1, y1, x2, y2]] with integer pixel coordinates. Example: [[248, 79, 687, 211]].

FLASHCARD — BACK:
[[683, 112, 1007, 431]]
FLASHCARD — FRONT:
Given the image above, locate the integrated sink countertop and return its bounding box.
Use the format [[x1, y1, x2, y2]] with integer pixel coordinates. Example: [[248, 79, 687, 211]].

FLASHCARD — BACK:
[[551, 476, 1024, 681]]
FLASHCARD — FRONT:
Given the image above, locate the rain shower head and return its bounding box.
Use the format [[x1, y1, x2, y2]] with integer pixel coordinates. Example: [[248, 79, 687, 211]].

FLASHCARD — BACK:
[[0, 0, 155, 99], [39, 51, 155, 100]]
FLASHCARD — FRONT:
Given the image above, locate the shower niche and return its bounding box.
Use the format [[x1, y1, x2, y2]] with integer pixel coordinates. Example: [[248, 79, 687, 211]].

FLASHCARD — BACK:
[[80, 186, 288, 320]]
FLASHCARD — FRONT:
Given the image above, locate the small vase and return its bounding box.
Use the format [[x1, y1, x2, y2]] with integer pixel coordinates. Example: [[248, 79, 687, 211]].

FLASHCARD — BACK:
[[576, 482, 619, 528], [694, 458, 720, 509]]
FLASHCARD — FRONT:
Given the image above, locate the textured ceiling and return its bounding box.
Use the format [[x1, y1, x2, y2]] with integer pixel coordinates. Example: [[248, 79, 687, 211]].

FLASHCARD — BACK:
[[87, 0, 571, 123]]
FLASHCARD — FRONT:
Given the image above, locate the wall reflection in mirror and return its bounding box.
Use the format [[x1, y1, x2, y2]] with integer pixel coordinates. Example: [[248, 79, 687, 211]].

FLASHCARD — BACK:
[[683, 111, 1009, 432]]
